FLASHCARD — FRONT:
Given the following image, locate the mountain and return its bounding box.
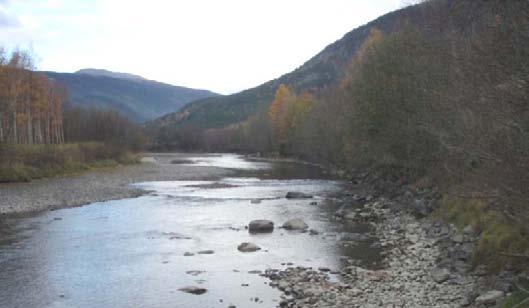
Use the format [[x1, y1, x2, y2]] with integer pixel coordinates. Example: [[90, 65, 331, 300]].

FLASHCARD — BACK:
[[150, 2, 435, 130], [75, 68, 146, 81], [45, 70, 218, 122]]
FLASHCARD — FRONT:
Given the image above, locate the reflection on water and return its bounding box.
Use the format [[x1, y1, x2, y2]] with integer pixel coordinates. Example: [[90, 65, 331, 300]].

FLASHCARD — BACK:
[[184, 154, 272, 170], [0, 154, 379, 308]]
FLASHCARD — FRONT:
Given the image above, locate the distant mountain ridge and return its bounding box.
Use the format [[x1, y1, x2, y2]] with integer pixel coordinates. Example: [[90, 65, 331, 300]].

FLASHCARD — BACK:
[[75, 68, 146, 81], [45, 70, 218, 122]]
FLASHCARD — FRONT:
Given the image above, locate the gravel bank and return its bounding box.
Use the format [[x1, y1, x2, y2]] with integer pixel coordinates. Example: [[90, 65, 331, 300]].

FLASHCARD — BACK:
[[262, 181, 527, 307], [0, 153, 232, 216], [264, 199, 477, 307]]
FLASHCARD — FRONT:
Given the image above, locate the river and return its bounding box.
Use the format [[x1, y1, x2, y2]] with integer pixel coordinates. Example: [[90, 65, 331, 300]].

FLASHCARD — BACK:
[[0, 154, 379, 308]]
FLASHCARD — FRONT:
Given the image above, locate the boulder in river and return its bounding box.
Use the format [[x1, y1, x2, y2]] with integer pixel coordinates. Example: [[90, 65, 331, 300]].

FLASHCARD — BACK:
[[285, 192, 313, 199], [248, 220, 274, 233], [237, 242, 261, 252], [282, 218, 309, 231], [179, 286, 207, 295]]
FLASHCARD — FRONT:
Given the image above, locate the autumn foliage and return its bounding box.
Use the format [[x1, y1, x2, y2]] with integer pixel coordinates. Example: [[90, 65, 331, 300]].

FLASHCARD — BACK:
[[268, 84, 313, 154], [0, 49, 65, 144], [0, 48, 147, 182]]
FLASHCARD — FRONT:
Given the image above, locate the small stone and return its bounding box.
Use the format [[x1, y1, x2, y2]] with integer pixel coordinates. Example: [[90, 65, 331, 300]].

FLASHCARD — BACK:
[[475, 290, 504, 305], [179, 286, 207, 295], [431, 267, 451, 283], [237, 242, 261, 252], [183, 252, 194, 256], [185, 270, 204, 276], [462, 225, 476, 235], [343, 211, 357, 220], [282, 218, 309, 231], [285, 192, 313, 199], [197, 250, 214, 255], [452, 234, 465, 243]]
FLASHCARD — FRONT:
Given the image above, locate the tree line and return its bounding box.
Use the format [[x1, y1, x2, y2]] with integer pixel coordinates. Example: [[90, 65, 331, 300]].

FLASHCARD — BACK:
[[0, 49, 65, 144]]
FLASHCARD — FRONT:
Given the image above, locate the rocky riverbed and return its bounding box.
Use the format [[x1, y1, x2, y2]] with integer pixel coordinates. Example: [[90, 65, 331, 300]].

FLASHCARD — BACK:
[[259, 179, 528, 307]]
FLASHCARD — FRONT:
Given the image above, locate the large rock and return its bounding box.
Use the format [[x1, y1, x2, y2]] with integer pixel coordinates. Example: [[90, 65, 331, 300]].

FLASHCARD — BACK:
[[282, 218, 309, 230], [430, 267, 451, 283], [248, 220, 274, 233], [475, 290, 504, 305], [285, 192, 313, 199], [237, 242, 261, 252], [179, 286, 207, 295]]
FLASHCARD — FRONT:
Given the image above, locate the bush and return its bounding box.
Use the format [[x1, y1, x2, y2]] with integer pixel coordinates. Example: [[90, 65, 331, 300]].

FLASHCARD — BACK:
[[0, 163, 33, 183], [438, 198, 529, 272], [0, 142, 139, 183]]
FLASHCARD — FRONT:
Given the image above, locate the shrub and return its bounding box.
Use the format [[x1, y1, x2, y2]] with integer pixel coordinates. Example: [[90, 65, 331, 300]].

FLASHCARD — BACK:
[[0, 142, 139, 183], [438, 198, 529, 271]]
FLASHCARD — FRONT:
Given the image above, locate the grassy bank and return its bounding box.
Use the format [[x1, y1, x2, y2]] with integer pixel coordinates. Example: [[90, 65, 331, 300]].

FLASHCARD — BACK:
[[436, 198, 529, 272], [0, 142, 140, 183]]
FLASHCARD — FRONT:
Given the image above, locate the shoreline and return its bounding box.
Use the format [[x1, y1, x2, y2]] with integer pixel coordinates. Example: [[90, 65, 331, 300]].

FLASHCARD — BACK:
[[262, 178, 524, 307], [0, 153, 233, 217]]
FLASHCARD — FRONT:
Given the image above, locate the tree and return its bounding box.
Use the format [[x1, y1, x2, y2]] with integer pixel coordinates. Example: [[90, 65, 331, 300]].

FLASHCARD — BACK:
[[268, 84, 294, 148], [0, 48, 65, 145]]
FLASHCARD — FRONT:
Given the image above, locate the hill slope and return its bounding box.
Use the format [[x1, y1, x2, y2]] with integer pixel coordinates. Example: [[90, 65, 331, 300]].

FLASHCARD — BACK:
[[75, 68, 146, 81], [45, 71, 218, 122], [151, 2, 435, 130]]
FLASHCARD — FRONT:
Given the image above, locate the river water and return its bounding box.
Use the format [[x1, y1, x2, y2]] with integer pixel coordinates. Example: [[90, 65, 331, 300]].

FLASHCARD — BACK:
[[0, 154, 379, 308]]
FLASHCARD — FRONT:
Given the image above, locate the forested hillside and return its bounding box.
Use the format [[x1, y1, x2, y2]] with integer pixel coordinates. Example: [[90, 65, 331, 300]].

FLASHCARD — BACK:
[[149, 0, 529, 271], [150, 1, 444, 135], [45, 70, 218, 122]]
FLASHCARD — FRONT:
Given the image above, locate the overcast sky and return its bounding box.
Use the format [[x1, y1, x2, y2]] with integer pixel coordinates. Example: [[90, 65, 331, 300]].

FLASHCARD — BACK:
[[0, 0, 406, 94]]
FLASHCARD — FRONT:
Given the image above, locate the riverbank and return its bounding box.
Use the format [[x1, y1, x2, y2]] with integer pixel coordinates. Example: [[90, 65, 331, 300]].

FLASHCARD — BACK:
[[262, 179, 529, 307], [0, 153, 232, 216]]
